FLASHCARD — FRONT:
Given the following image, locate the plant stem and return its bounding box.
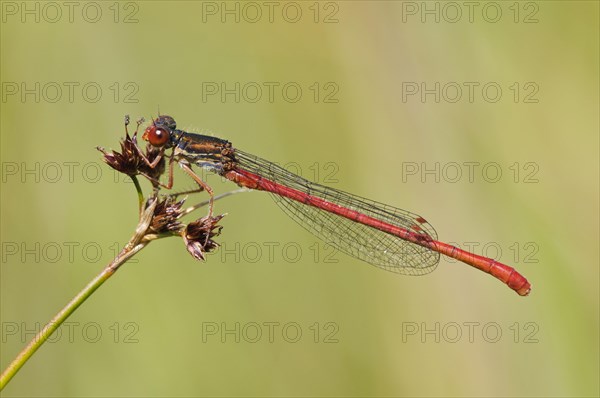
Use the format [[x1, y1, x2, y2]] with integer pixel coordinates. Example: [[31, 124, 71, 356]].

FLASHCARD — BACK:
[[131, 175, 144, 214], [0, 182, 238, 389], [0, 199, 158, 391]]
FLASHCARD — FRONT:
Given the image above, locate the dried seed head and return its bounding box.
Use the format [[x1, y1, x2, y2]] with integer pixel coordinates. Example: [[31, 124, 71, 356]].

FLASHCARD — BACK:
[[97, 133, 139, 176], [149, 196, 186, 234], [182, 215, 225, 261], [97, 133, 165, 181]]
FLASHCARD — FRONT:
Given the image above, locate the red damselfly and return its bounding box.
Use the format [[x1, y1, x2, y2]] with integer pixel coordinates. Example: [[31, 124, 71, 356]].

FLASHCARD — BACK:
[[131, 115, 531, 296]]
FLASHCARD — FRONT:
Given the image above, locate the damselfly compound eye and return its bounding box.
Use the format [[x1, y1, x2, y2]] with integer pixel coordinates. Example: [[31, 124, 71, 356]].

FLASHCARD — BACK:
[[143, 126, 170, 147]]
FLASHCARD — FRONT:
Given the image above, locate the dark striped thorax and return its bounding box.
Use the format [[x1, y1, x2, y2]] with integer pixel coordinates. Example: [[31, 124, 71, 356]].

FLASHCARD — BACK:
[[173, 131, 236, 173]]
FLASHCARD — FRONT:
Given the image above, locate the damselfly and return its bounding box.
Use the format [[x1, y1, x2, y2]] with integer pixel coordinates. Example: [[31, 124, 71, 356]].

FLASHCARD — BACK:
[[130, 115, 531, 296]]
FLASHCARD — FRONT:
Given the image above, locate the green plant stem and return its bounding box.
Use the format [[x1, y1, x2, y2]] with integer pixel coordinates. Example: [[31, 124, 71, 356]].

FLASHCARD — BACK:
[[0, 242, 148, 390], [0, 198, 158, 391], [131, 175, 144, 214], [0, 183, 242, 390]]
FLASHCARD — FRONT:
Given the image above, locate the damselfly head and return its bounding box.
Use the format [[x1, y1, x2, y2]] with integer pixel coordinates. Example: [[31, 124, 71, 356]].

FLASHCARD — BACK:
[[154, 115, 177, 130], [142, 115, 177, 147]]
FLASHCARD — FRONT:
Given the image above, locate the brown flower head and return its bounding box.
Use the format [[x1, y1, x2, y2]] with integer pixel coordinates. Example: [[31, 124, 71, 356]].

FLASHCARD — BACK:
[[97, 132, 141, 176], [148, 196, 186, 235], [182, 214, 225, 261], [97, 124, 165, 182]]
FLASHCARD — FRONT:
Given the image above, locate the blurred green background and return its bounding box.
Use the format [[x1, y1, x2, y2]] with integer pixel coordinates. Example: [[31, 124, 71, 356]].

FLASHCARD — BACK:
[[1, 1, 598, 397]]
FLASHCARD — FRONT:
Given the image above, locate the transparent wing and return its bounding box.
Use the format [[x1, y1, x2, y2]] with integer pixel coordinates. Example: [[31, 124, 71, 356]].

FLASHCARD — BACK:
[[234, 150, 440, 275]]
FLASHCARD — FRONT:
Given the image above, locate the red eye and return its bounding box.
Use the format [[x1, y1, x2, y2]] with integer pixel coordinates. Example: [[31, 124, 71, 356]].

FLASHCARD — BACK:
[[142, 126, 170, 147]]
